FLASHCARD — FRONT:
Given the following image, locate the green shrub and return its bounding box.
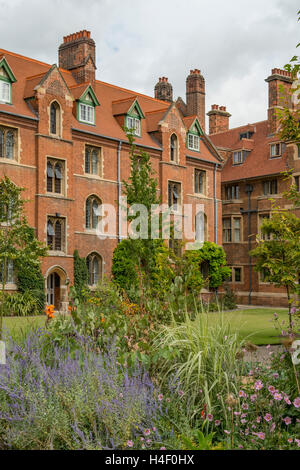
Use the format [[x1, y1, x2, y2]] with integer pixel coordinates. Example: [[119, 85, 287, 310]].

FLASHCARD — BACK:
[[16, 260, 45, 310], [154, 310, 245, 424], [112, 240, 139, 291], [1, 291, 41, 317], [73, 250, 89, 299]]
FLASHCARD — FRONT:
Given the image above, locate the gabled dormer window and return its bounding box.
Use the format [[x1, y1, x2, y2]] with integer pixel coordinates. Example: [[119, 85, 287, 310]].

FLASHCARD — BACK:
[[187, 120, 202, 152], [76, 86, 100, 126], [126, 101, 145, 137], [0, 58, 17, 105]]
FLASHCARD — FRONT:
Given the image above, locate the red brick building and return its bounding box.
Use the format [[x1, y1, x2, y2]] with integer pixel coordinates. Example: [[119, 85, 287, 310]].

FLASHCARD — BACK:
[[209, 68, 300, 307], [0, 30, 223, 310]]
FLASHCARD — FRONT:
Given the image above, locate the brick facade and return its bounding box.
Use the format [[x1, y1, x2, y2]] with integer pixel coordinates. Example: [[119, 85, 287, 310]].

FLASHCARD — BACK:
[[0, 30, 222, 311], [210, 68, 300, 307]]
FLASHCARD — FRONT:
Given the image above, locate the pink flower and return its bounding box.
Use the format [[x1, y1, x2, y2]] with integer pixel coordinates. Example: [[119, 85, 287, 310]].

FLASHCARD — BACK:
[[293, 397, 300, 408], [283, 417, 292, 425], [274, 393, 283, 401], [245, 429, 249, 436], [242, 403, 249, 410], [207, 414, 213, 422], [178, 390, 184, 397], [264, 414, 272, 422], [127, 440, 134, 447], [140, 437, 144, 441], [160, 447, 166, 450], [239, 390, 247, 398], [152, 427, 157, 432], [272, 372, 279, 379], [255, 380, 263, 391], [215, 420, 221, 426], [158, 394, 164, 401], [284, 396, 291, 405], [256, 416, 261, 424], [288, 438, 293, 444], [144, 429, 151, 436], [250, 394, 257, 402], [268, 386, 276, 394], [257, 432, 265, 440], [295, 439, 300, 448], [241, 419, 247, 424], [224, 430, 231, 435], [146, 439, 152, 444]]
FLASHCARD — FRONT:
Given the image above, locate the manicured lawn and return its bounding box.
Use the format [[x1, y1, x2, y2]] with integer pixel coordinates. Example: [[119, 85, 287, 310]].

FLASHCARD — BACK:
[[3, 316, 45, 340], [2, 308, 289, 345], [207, 308, 289, 345]]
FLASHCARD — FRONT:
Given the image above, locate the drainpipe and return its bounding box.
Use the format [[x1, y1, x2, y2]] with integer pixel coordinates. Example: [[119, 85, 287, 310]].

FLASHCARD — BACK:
[[117, 141, 122, 243], [214, 164, 218, 244]]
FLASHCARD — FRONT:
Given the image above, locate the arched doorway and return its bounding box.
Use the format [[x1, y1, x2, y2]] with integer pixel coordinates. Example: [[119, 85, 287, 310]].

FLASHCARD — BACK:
[[45, 266, 68, 312], [47, 272, 61, 310]]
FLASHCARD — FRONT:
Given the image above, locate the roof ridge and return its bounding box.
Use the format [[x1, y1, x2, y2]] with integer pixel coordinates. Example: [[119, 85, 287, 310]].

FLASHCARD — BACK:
[[145, 108, 168, 115], [69, 82, 91, 89], [26, 72, 49, 80], [112, 96, 137, 104], [213, 119, 268, 136], [95, 79, 171, 105]]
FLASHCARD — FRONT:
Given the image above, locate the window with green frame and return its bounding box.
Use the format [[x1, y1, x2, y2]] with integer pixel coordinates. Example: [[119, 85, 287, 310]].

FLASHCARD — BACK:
[[0, 58, 17, 104], [125, 100, 145, 137], [76, 86, 100, 125], [187, 121, 202, 152]]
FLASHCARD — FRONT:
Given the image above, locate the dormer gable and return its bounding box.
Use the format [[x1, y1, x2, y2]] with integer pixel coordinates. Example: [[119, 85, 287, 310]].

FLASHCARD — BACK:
[[0, 57, 17, 104], [112, 97, 145, 136], [70, 83, 100, 125], [184, 116, 203, 152]]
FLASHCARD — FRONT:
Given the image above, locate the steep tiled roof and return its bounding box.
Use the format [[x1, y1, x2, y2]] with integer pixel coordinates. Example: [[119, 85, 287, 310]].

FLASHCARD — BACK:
[[0, 48, 169, 149], [210, 120, 288, 182], [112, 96, 138, 116]]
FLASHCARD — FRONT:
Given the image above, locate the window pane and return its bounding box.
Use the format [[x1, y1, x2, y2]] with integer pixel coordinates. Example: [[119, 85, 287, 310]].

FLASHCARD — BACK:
[[234, 268, 241, 282], [7, 259, 14, 283], [50, 103, 57, 134], [6, 131, 14, 159], [86, 199, 91, 228], [54, 221, 62, 250], [92, 150, 98, 174], [0, 81, 10, 102], [92, 199, 99, 229]]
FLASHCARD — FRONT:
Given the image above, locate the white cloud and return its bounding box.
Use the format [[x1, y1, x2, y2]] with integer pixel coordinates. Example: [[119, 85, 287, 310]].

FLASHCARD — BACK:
[[0, 0, 298, 127]]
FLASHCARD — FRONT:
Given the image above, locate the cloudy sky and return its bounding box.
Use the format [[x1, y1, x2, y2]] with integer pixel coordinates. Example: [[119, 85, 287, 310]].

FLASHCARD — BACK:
[[0, 0, 299, 128]]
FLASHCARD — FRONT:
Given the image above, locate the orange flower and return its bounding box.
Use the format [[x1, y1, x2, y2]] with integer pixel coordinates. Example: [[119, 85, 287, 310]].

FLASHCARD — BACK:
[[101, 318, 105, 323], [45, 305, 55, 319]]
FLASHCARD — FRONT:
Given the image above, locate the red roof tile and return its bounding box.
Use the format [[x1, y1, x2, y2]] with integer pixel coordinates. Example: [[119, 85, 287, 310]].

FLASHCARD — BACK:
[[210, 120, 288, 182]]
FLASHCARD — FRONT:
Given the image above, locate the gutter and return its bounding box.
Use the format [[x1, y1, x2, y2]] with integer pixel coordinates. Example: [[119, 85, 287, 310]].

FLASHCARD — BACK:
[[72, 127, 163, 152], [0, 109, 39, 121]]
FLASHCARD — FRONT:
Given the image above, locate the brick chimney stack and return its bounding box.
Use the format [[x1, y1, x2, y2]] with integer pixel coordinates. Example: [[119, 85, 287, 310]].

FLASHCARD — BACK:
[[186, 69, 206, 131], [265, 68, 293, 135], [154, 77, 173, 102], [207, 104, 231, 135], [59, 30, 96, 85]]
